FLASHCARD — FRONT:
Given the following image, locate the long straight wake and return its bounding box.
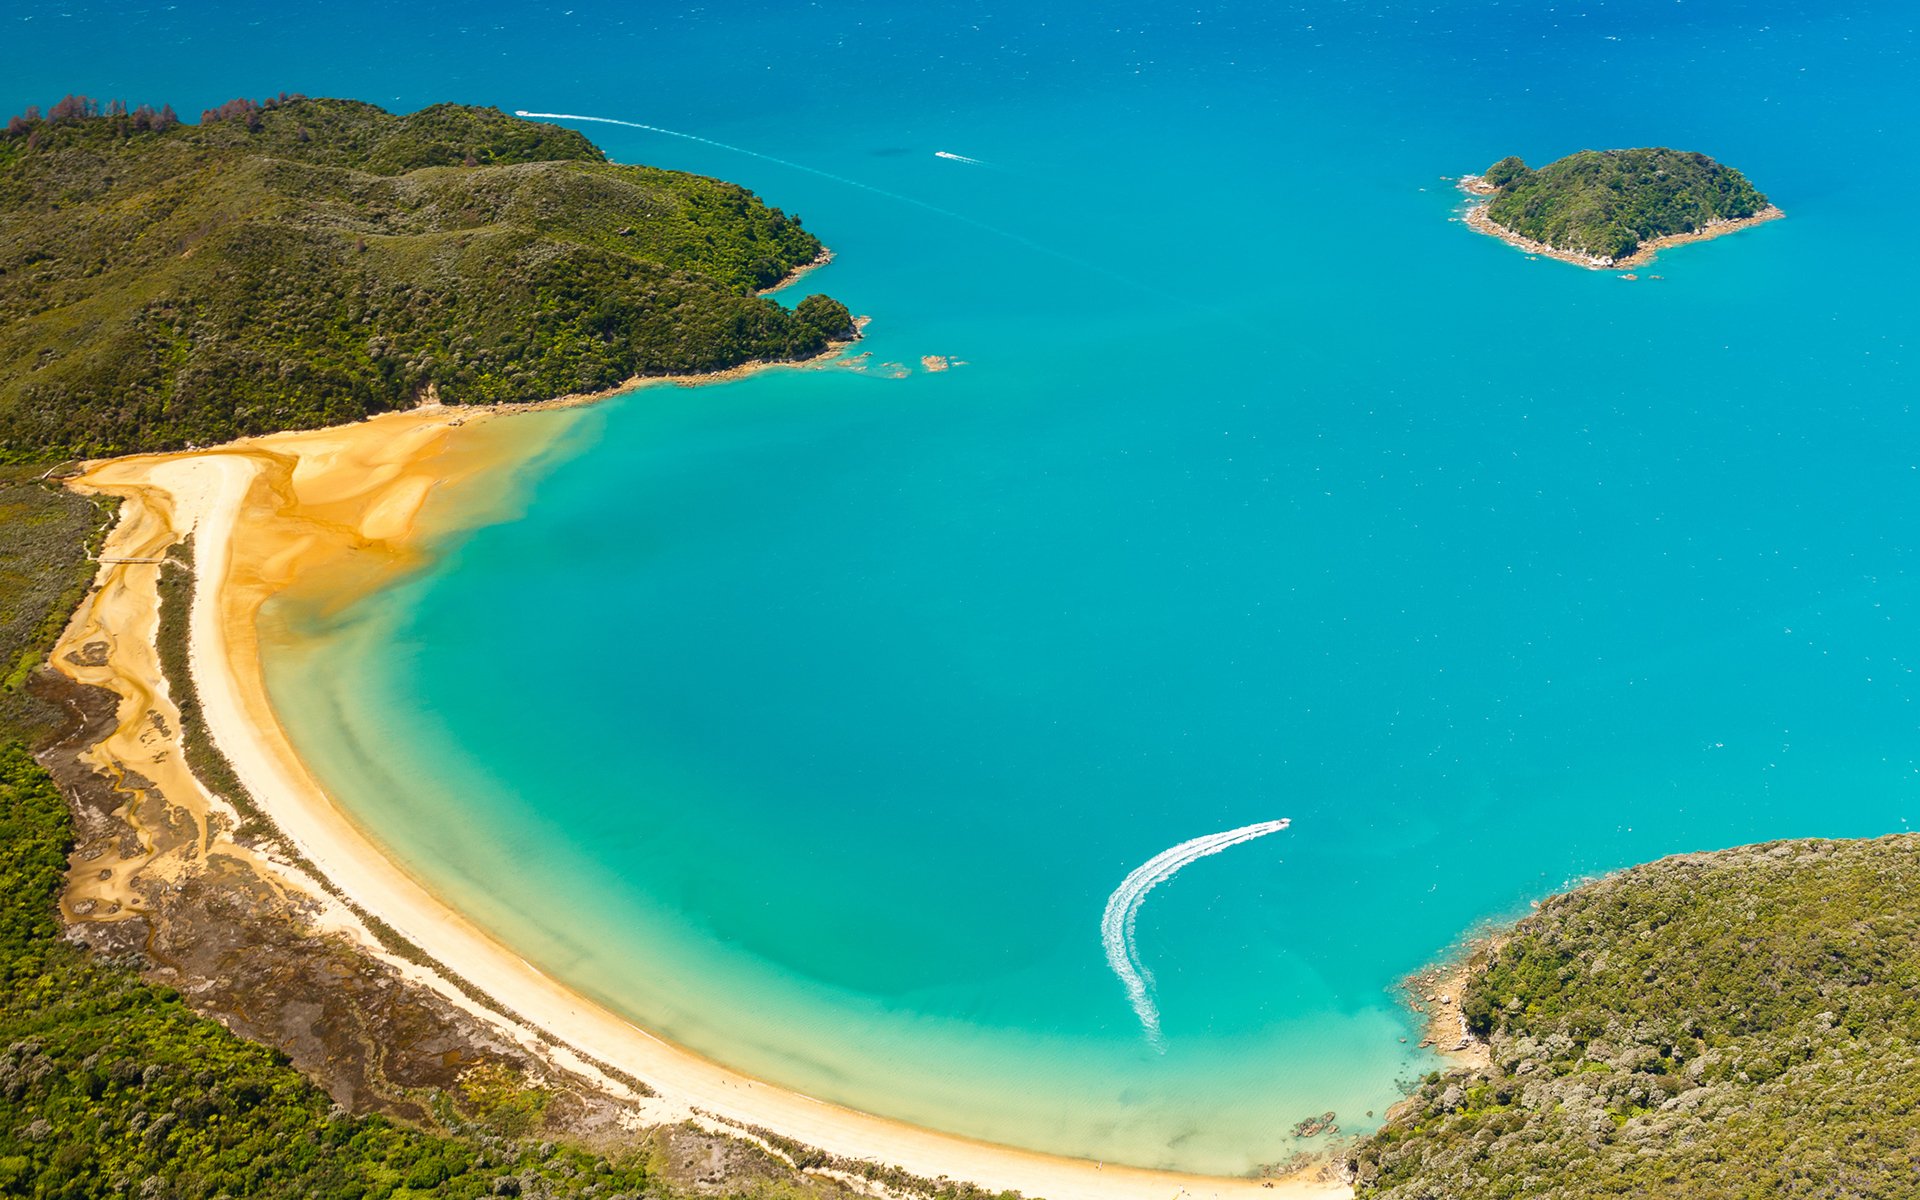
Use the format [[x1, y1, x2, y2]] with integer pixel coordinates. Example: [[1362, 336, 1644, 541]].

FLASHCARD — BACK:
[[516, 110, 952, 215], [512, 109, 1181, 301], [1100, 819, 1291, 1051]]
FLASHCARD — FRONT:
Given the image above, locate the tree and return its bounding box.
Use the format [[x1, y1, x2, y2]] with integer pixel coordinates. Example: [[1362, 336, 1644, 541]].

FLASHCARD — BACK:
[[46, 94, 95, 124], [1482, 155, 1531, 189], [795, 294, 856, 342], [202, 96, 261, 125]]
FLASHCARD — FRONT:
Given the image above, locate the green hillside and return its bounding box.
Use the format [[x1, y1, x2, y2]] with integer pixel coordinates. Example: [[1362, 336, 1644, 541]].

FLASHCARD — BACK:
[[1478, 148, 1771, 260], [0, 95, 855, 460], [0, 748, 697, 1199], [1351, 835, 1920, 1199]]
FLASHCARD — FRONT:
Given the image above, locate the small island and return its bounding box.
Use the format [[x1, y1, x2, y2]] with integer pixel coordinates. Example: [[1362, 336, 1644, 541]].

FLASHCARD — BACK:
[[1460, 148, 1783, 269]]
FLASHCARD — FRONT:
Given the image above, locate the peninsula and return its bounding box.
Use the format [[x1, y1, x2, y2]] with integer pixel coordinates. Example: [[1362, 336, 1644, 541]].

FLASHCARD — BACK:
[[1351, 835, 1920, 1198], [0, 95, 855, 459], [1460, 148, 1783, 268]]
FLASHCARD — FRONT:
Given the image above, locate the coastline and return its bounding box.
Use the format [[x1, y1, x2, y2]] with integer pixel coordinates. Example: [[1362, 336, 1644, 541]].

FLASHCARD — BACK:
[[1457, 175, 1785, 269], [764, 247, 836, 295], [1401, 942, 1497, 1075], [58, 386, 1350, 1200]]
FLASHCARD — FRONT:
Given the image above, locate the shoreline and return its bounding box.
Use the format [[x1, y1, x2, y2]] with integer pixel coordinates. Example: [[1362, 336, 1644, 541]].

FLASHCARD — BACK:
[[763, 246, 835, 295], [1457, 175, 1785, 269], [60, 386, 1350, 1199], [1400, 941, 1498, 1075]]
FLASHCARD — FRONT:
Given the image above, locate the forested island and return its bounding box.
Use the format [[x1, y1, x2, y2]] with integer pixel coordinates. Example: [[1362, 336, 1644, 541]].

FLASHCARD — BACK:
[[0, 95, 856, 460], [1461, 148, 1783, 268]]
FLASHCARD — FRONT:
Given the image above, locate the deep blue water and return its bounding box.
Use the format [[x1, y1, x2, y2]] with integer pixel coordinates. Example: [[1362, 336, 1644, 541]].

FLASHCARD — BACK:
[[11, 0, 1917, 1176]]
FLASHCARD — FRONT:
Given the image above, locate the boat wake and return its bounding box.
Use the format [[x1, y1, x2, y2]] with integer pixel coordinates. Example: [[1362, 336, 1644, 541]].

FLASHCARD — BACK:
[[1100, 819, 1292, 1051], [515, 110, 1006, 232], [515, 110, 902, 199], [512, 109, 1182, 303]]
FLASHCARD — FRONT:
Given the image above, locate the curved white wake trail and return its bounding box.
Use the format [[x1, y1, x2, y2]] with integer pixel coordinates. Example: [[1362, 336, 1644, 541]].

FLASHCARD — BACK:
[[1100, 819, 1291, 1051]]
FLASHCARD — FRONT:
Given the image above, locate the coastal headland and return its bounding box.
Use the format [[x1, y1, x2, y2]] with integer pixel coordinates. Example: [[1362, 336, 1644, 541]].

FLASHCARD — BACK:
[[55, 381, 1350, 1200]]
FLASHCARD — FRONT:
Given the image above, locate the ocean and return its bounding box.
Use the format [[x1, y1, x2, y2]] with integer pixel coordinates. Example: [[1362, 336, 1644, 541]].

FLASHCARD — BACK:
[[10, 0, 1917, 1176]]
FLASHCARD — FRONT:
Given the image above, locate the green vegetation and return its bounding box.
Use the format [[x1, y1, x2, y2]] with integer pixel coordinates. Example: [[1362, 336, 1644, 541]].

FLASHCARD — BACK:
[[0, 743, 684, 1198], [0, 438, 666, 1199], [0, 469, 111, 737], [1478, 148, 1771, 260], [0, 97, 975, 1200], [1351, 836, 1920, 1199], [0, 472, 626, 1197], [0, 94, 856, 460], [0, 100, 756, 1200], [152, 538, 275, 845], [6, 94, 1896, 1200]]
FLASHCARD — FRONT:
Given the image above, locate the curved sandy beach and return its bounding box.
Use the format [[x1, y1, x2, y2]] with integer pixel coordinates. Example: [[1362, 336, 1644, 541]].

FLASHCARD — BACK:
[[62, 396, 1350, 1200]]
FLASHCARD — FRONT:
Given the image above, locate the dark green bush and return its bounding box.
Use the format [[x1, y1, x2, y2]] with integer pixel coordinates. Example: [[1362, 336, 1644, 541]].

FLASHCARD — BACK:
[[1352, 836, 1920, 1200], [1478, 147, 1769, 259], [0, 97, 851, 460], [0, 741, 670, 1199]]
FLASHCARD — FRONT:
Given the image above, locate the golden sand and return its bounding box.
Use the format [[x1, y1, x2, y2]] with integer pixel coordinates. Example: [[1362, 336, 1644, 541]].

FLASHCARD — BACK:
[[59, 393, 1349, 1200]]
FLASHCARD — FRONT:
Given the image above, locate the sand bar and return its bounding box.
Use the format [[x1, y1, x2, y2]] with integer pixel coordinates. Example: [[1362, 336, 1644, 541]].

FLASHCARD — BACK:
[[63, 389, 1349, 1200]]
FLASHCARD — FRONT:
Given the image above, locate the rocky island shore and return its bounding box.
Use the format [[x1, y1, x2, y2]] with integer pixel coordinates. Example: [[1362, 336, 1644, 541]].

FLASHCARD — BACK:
[[1458, 148, 1783, 269]]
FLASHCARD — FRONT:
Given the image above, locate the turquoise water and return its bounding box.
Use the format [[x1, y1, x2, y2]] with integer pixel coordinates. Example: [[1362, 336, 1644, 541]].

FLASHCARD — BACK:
[[14, 0, 1919, 1176]]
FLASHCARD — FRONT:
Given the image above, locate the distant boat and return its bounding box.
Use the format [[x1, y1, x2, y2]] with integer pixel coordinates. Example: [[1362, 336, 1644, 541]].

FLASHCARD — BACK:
[[934, 150, 984, 165]]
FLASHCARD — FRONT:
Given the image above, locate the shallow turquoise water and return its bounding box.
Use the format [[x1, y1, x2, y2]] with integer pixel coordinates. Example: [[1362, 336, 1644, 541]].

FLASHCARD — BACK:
[[13, 0, 1918, 1175]]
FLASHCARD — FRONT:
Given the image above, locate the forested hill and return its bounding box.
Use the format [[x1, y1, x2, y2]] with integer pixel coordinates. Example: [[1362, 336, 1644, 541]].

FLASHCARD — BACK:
[[0, 95, 857, 460], [1350, 835, 1920, 1199], [1477, 148, 1771, 261]]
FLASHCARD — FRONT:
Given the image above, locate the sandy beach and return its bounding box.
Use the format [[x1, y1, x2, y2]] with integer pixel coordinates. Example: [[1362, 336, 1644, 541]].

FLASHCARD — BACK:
[[59, 390, 1350, 1200]]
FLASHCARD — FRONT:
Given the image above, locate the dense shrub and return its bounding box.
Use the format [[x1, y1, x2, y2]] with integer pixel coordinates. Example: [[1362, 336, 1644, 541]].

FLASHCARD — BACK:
[[1479, 147, 1769, 259], [0, 741, 675, 1197], [0, 97, 849, 460], [1351, 836, 1920, 1200]]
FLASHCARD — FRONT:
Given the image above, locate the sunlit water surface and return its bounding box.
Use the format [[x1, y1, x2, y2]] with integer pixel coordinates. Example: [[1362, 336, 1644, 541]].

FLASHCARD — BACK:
[[11, 0, 1916, 1174]]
